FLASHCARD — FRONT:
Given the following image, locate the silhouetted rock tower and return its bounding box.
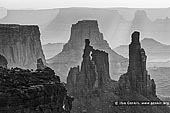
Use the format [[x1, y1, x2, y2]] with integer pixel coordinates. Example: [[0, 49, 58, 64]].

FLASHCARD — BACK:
[[127, 31, 155, 97], [67, 39, 111, 97]]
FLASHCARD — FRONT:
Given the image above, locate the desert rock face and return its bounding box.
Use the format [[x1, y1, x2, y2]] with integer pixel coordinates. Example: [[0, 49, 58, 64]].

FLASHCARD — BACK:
[[0, 24, 45, 69], [66, 32, 169, 113], [0, 60, 73, 113], [48, 20, 128, 82], [0, 54, 8, 68], [125, 31, 156, 97], [67, 39, 111, 98]]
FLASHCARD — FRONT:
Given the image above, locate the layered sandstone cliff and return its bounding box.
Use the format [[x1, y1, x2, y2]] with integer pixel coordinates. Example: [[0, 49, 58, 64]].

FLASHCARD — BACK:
[[0, 24, 45, 69], [48, 20, 128, 82]]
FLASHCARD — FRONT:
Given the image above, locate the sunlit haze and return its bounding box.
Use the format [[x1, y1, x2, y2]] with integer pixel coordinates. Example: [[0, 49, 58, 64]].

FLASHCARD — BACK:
[[0, 0, 170, 9]]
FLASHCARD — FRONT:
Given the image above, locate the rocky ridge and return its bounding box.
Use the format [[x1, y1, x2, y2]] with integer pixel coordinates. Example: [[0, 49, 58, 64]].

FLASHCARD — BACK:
[[0, 56, 73, 113]]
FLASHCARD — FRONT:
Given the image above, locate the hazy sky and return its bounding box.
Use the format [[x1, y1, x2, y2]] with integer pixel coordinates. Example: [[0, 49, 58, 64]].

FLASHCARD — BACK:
[[1, 0, 170, 48], [0, 0, 170, 9]]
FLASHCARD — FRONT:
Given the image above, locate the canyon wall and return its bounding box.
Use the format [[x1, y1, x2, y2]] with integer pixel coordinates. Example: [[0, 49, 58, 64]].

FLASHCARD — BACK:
[[0, 24, 45, 69]]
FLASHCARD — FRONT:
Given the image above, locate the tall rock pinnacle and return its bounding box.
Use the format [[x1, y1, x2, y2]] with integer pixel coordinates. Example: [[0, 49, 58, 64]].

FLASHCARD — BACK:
[[122, 31, 156, 97], [67, 31, 169, 113], [67, 39, 111, 97], [127, 31, 147, 96]]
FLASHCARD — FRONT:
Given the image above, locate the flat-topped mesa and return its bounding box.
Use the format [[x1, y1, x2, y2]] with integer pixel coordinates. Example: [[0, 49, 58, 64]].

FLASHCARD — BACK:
[[126, 31, 156, 97], [62, 20, 104, 51], [0, 24, 45, 69], [67, 39, 111, 97], [72, 20, 98, 28], [71, 20, 99, 32], [0, 24, 40, 34]]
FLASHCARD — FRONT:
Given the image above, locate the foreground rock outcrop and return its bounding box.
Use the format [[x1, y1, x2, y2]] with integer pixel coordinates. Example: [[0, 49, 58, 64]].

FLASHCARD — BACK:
[[0, 24, 45, 69], [48, 20, 128, 82], [67, 32, 170, 113], [0, 59, 73, 113]]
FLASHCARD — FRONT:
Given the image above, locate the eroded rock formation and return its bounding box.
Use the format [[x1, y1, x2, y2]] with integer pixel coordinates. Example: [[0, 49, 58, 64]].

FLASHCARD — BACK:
[[119, 31, 156, 97], [48, 20, 128, 82], [0, 61, 73, 113], [67, 32, 170, 113], [67, 39, 111, 97], [0, 24, 45, 69]]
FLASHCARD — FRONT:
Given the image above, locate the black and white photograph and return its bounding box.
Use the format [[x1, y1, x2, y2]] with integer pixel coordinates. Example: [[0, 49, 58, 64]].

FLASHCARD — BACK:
[[0, 0, 170, 112]]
